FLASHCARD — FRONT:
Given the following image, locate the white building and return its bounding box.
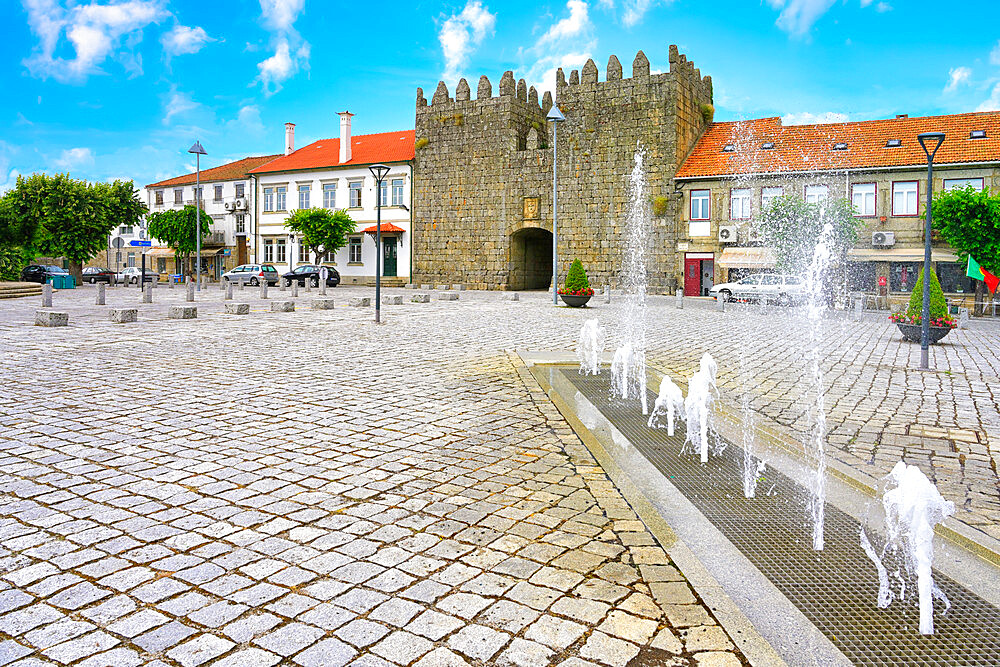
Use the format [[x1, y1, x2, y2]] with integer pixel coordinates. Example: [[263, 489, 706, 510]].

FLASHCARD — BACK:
[[248, 114, 416, 284], [143, 154, 280, 279]]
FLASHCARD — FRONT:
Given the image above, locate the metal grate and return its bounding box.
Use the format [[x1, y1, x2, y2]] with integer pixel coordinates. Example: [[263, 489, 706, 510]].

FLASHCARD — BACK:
[[563, 369, 1000, 667]]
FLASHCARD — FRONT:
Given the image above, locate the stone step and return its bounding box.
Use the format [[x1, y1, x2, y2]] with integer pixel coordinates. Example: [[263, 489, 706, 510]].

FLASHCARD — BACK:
[[0, 282, 43, 299]]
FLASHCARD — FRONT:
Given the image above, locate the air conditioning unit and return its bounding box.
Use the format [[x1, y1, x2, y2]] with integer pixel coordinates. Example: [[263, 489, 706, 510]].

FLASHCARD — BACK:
[[235, 197, 248, 210], [746, 228, 763, 245], [224, 201, 236, 212], [718, 225, 738, 244], [872, 231, 896, 247]]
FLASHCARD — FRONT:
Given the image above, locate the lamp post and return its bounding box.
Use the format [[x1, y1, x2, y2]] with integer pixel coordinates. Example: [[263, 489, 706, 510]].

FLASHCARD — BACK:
[[369, 163, 390, 323], [188, 141, 207, 291], [916, 132, 945, 371], [547, 105, 565, 305]]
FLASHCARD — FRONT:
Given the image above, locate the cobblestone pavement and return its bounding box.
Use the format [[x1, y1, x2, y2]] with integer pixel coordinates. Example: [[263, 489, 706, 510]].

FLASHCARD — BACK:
[[2, 283, 998, 666], [1, 285, 743, 667]]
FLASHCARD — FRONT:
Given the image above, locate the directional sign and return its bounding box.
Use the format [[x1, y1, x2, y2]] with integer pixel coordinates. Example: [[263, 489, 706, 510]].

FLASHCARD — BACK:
[[129, 240, 152, 247]]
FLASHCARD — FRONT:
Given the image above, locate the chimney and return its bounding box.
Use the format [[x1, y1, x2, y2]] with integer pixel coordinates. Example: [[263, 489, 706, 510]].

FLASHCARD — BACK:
[[284, 122, 295, 155], [339, 111, 354, 163], [896, 114, 908, 119]]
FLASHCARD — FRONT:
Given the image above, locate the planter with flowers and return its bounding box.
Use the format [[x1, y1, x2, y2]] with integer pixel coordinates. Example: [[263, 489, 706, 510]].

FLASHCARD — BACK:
[[559, 259, 594, 307], [889, 266, 956, 344]]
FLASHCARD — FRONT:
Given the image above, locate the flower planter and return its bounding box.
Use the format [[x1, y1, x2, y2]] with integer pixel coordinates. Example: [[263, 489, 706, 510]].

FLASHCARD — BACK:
[[895, 323, 953, 344], [559, 294, 592, 308]]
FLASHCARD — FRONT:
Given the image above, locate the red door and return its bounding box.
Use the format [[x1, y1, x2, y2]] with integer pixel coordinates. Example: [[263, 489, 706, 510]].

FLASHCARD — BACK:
[[684, 257, 701, 296]]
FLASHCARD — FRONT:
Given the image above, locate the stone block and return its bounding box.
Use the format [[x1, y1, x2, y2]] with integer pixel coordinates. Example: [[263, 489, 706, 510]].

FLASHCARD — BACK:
[[381, 295, 403, 305], [110, 308, 138, 324], [451, 284, 465, 291], [438, 292, 459, 301], [715, 297, 724, 312], [96, 283, 106, 305], [349, 297, 371, 307], [224, 284, 234, 301], [411, 294, 430, 303], [41, 284, 53, 308], [142, 287, 152, 303], [168, 306, 197, 319], [421, 284, 432, 290], [186, 284, 195, 302], [503, 293, 519, 301], [259, 284, 269, 299], [675, 293, 684, 309], [225, 303, 250, 315], [405, 284, 417, 289], [271, 301, 295, 312], [291, 282, 299, 297], [435, 284, 450, 290], [35, 311, 68, 327], [312, 298, 336, 310]]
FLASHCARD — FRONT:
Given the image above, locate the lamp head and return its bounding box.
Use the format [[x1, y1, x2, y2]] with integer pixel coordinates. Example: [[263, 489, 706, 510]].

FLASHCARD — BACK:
[[368, 163, 390, 181], [546, 106, 566, 123], [917, 132, 945, 160], [188, 141, 207, 155]]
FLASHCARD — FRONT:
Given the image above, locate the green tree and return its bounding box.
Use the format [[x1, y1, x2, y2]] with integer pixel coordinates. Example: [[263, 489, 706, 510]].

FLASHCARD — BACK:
[[146, 205, 210, 278], [758, 195, 863, 274], [563, 259, 591, 293], [931, 185, 1000, 315], [285, 208, 356, 262]]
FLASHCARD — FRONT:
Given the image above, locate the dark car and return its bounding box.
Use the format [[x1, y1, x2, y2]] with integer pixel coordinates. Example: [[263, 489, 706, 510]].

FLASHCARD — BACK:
[[20, 264, 69, 284], [282, 264, 340, 287], [82, 267, 116, 284]]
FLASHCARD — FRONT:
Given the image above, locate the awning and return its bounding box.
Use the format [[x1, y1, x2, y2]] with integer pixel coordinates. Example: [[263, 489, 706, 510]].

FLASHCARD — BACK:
[[144, 248, 224, 258], [361, 222, 406, 234], [847, 248, 959, 263], [717, 247, 777, 269]]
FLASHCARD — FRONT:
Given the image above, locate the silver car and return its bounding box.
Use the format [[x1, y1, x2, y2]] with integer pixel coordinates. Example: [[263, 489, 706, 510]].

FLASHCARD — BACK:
[[116, 267, 159, 285], [709, 273, 806, 305], [222, 264, 280, 286]]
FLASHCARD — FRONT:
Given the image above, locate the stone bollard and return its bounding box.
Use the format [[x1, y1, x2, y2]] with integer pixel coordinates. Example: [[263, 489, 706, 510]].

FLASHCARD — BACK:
[[405, 283, 417, 289], [411, 293, 430, 303], [186, 283, 195, 302], [291, 282, 299, 297], [451, 284, 465, 291], [312, 298, 335, 310], [151, 279, 157, 290], [319, 281, 327, 296], [280, 278, 287, 291], [435, 284, 449, 291], [271, 301, 295, 312], [716, 296, 725, 312], [168, 305, 197, 319], [853, 297, 864, 321], [239, 279, 245, 291], [220, 281, 226, 292], [604, 286, 611, 304], [304, 279, 311, 293], [41, 283, 53, 308], [110, 308, 137, 323], [503, 293, 519, 302], [169, 278, 174, 289], [96, 282, 106, 305], [225, 303, 250, 315], [142, 285, 152, 303], [35, 311, 68, 327], [958, 308, 970, 329], [349, 297, 371, 307], [260, 283, 269, 300], [225, 283, 234, 301], [438, 292, 459, 301], [675, 292, 683, 309], [420, 284, 432, 290], [381, 295, 403, 305]]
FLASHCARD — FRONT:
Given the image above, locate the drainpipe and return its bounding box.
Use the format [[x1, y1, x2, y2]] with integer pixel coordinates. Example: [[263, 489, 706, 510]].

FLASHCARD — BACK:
[[252, 174, 258, 264], [409, 161, 413, 283]]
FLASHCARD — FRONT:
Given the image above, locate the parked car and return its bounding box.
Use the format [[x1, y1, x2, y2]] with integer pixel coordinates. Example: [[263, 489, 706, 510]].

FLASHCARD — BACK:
[[116, 267, 160, 285], [709, 273, 806, 305], [20, 264, 69, 284], [222, 264, 280, 286], [282, 264, 341, 288], [82, 267, 116, 284]]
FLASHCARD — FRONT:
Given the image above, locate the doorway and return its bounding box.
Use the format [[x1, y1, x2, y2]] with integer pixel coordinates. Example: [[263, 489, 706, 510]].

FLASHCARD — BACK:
[[508, 228, 552, 290], [383, 237, 397, 277], [684, 253, 715, 296]]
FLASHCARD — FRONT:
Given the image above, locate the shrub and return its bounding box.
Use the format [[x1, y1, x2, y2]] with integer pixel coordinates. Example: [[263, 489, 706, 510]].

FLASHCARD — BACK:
[[700, 103, 715, 124], [890, 266, 955, 328], [561, 259, 593, 296], [0, 245, 28, 281], [652, 196, 669, 217], [415, 137, 429, 150]]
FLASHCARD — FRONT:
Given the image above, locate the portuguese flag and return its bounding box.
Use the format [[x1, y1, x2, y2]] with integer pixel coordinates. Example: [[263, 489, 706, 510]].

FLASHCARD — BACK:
[[967, 256, 999, 294]]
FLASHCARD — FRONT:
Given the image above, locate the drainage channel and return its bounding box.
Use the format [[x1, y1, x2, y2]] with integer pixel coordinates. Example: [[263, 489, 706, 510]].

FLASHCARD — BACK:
[[560, 368, 1000, 667]]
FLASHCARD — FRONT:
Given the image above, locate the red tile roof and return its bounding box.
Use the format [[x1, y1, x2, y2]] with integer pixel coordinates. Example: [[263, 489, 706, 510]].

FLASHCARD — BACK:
[[361, 222, 406, 234], [147, 155, 282, 188], [675, 111, 1000, 179], [249, 130, 416, 174]]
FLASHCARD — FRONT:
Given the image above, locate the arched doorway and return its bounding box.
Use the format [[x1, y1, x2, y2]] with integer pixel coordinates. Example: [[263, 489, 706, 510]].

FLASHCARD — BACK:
[[508, 227, 552, 290]]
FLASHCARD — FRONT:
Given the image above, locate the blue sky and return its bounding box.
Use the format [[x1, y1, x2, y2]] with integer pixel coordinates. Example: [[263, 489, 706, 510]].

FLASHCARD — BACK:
[[4, 0, 999, 191]]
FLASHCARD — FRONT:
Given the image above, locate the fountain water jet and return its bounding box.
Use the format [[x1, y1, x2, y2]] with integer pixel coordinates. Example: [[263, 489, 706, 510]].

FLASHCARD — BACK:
[[647, 375, 684, 435], [684, 353, 718, 463], [578, 319, 605, 376]]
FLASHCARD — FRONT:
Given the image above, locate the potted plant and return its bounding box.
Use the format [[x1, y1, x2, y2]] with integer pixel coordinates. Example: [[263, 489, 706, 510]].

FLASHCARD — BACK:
[[889, 266, 956, 344], [559, 259, 595, 307]]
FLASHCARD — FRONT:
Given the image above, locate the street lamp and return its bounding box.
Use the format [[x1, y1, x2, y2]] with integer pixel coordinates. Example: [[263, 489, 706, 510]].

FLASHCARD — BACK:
[[188, 141, 207, 291], [547, 105, 565, 305], [369, 163, 390, 324], [916, 131, 945, 370]]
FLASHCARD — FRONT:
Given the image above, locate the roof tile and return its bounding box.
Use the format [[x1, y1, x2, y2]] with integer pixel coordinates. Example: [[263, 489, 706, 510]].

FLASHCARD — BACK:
[[147, 155, 282, 189], [248, 130, 415, 174]]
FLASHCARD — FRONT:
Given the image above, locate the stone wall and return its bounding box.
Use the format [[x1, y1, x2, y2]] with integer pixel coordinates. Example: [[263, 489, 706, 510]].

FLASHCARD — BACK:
[[412, 45, 713, 291]]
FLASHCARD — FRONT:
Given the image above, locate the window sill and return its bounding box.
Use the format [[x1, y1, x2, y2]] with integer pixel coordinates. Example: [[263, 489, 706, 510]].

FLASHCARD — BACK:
[[263, 210, 288, 214], [347, 262, 363, 266], [347, 207, 363, 211]]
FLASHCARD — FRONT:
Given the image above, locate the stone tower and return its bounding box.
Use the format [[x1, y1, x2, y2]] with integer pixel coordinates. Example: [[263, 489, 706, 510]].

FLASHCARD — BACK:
[[412, 45, 713, 291]]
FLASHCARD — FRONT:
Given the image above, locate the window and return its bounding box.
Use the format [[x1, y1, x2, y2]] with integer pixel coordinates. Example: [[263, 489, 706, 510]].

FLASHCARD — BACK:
[[235, 214, 245, 234], [730, 188, 751, 220], [157, 258, 166, 273], [379, 180, 388, 207], [762, 142, 775, 150], [174, 188, 183, 204], [349, 237, 362, 263], [832, 142, 848, 151], [722, 144, 735, 152], [154, 190, 163, 205], [235, 183, 245, 198], [391, 179, 404, 206], [885, 139, 902, 148], [805, 185, 828, 205], [298, 184, 310, 209], [127, 252, 135, 268], [938, 262, 974, 293], [299, 243, 310, 263], [970, 130, 986, 139], [119, 225, 134, 235], [214, 185, 223, 202], [275, 238, 286, 263], [264, 239, 274, 263], [690, 189, 710, 220], [275, 186, 287, 211], [890, 262, 921, 292], [349, 181, 362, 208], [761, 275, 783, 285], [263, 187, 274, 212], [760, 187, 783, 212], [892, 181, 918, 216], [323, 183, 336, 208], [943, 178, 984, 191], [194, 186, 203, 202], [851, 183, 876, 217]]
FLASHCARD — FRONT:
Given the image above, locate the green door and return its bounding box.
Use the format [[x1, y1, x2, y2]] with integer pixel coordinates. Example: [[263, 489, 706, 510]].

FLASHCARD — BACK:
[[383, 237, 397, 277]]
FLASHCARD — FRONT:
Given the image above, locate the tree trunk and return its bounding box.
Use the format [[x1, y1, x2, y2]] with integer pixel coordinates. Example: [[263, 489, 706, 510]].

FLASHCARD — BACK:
[[68, 259, 83, 284], [974, 280, 986, 317]]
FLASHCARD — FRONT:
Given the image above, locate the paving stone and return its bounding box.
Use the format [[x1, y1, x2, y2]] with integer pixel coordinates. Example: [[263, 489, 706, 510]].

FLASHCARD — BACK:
[[682, 626, 735, 653], [298, 603, 354, 630], [334, 619, 391, 647], [495, 637, 555, 667], [42, 631, 119, 663], [579, 631, 640, 667], [0, 604, 63, 636], [107, 609, 169, 637], [549, 596, 610, 624], [447, 624, 510, 661], [75, 647, 143, 667], [650, 627, 684, 654], [211, 648, 282, 667], [413, 647, 469, 667], [80, 596, 136, 624], [223, 613, 282, 643], [597, 610, 658, 644], [406, 610, 464, 640], [0, 640, 32, 665], [477, 600, 540, 633], [188, 601, 248, 628], [166, 633, 235, 666], [370, 630, 433, 664], [293, 638, 357, 667], [254, 622, 325, 655], [661, 603, 713, 628], [505, 581, 561, 610], [524, 614, 587, 650], [132, 621, 197, 653], [435, 592, 491, 620], [693, 651, 742, 666]]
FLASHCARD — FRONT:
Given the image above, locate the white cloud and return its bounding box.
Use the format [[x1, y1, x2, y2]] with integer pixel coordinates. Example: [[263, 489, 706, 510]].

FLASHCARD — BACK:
[[254, 0, 309, 94], [977, 83, 1000, 112], [520, 0, 596, 96], [439, 1, 496, 86], [875, 2, 891, 12], [161, 24, 211, 58], [622, 0, 670, 27], [943, 66, 971, 94], [23, 0, 167, 81], [162, 86, 198, 125], [990, 40, 1000, 67], [53, 147, 95, 171], [539, 0, 590, 46], [765, 0, 836, 36], [226, 105, 265, 136], [782, 111, 849, 125], [259, 0, 305, 32]]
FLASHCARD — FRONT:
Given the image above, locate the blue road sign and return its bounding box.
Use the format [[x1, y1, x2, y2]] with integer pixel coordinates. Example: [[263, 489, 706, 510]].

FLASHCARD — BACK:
[[129, 240, 152, 247]]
